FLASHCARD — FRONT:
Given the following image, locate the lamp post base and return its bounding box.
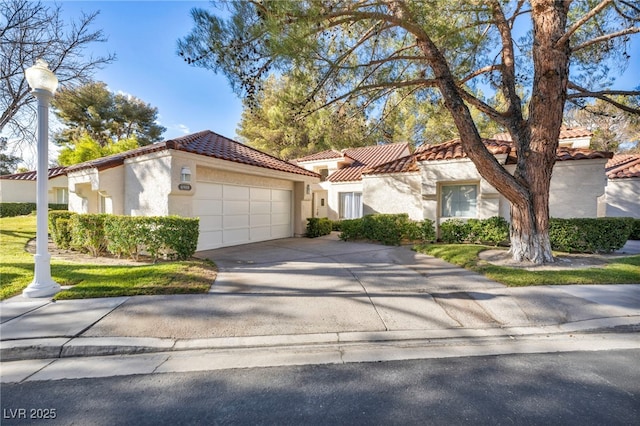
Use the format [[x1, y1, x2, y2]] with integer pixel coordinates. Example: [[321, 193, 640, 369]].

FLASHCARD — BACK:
[[23, 253, 61, 298], [22, 281, 61, 298]]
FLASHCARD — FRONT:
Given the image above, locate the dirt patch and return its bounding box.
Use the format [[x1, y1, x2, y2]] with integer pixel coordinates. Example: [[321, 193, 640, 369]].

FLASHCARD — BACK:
[[479, 249, 620, 271], [26, 239, 156, 266]]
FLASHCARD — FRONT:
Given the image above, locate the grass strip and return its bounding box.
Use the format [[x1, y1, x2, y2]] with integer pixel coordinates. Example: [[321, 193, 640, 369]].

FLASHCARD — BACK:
[[415, 243, 640, 286], [0, 215, 215, 300]]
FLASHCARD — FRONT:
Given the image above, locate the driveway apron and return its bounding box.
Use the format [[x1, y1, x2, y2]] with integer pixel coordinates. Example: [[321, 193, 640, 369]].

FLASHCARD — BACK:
[[84, 235, 510, 339]]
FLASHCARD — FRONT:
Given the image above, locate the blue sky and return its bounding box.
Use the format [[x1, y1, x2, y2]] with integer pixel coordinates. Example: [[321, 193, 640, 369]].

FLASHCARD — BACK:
[[57, 0, 242, 141], [53, 0, 640, 145]]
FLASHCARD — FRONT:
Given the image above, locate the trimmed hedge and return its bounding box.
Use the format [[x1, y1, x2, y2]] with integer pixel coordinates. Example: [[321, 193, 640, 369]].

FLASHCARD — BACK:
[[439, 216, 633, 253], [440, 216, 509, 246], [0, 202, 67, 217], [48, 213, 200, 261], [548, 217, 633, 253], [49, 211, 77, 249], [306, 217, 333, 238], [338, 214, 436, 245], [630, 219, 640, 240], [70, 214, 108, 257]]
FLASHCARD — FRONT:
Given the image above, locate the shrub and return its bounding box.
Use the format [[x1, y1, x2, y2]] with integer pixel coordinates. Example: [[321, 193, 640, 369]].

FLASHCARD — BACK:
[[439, 219, 471, 243], [306, 217, 333, 238], [548, 217, 633, 253], [338, 214, 435, 245], [55, 218, 73, 249], [104, 215, 145, 260], [419, 219, 437, 242], [0, 202, 68, 218], [331, 220, 342, 232], [49, 211, 76, 249], [469, 216, 510, 246], [148, 216, 199, 261], [70, 214, 108, 256], [339, 218, 366, 241], [103, 215, 199, 261], [630, 218, 640, 240]]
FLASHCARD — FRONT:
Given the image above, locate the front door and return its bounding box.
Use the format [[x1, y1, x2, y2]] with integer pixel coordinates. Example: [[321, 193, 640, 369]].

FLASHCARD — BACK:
[[312, 190, 328, 218]]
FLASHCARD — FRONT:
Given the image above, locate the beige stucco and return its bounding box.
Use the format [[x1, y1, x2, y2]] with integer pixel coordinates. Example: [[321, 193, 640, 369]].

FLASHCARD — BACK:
[[548, 159, 609, 218], [420, 158, 504, 231], [68, 165, 125, 215], [605, 178, 640, 218], [362, 173, 422, 220], [66, 148, 318, 246], [326, 181, 363, 220], [360, 156, 610, 233], [0, 175, 68, 204]]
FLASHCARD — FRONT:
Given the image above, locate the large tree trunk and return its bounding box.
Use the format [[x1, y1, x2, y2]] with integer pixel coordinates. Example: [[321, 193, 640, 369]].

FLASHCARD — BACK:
[[408, 0, 569, 264], [508, 0, 571, 264]]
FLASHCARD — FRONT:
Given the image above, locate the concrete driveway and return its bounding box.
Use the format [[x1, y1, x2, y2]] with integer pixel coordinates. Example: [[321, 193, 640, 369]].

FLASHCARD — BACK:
[[77, 234, 640, 340]]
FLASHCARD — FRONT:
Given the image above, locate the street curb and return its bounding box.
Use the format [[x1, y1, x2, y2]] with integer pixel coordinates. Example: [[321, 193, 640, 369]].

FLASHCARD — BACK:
[[2, 316, 639, 362]]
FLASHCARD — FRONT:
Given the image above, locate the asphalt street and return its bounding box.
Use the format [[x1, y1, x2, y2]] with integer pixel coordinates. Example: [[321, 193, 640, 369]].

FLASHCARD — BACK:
[[2, 349, 639, 425]]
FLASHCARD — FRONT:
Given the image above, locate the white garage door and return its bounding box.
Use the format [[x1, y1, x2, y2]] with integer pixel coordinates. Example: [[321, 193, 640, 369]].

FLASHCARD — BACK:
[[194, 182, 292, 251]]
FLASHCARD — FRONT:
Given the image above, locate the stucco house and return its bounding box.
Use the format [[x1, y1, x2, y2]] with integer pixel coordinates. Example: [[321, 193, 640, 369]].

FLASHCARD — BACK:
[[64, 130, 320, 251], [605, 154, 640, 218], [0, 166, 68, 204], [294, 143, 411, 220], [361, 139, 613, 233]]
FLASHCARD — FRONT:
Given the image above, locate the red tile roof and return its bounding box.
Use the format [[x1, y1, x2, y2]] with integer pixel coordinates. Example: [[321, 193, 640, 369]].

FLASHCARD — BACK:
[[492, 127, 593, 141], [295, 150, 344, 162], [65, 130, 319, 178], [326, 143, 410, 182], [364, 139, 612, 175], [606, 154, 640, 179], [0, 166, 67, 181]]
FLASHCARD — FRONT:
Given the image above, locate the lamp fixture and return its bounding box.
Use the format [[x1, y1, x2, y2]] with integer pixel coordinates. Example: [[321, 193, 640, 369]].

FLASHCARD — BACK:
[[181, 166, 192, 183]]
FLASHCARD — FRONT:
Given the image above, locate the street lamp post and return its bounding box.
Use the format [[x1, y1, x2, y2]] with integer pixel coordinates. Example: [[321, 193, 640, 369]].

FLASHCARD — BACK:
[[22, 59, 61, 298]]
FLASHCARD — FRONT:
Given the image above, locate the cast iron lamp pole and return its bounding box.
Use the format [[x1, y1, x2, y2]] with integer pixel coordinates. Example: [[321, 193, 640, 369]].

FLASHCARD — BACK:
[[22, 59, 61, 298]]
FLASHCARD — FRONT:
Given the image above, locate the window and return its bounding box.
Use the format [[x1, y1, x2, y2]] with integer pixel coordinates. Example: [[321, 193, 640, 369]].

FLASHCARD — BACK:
[[339, 192, 363, 219], [55, 188, 68, 204], [99, 193, 112, 214], [441, 184, 477, 217]]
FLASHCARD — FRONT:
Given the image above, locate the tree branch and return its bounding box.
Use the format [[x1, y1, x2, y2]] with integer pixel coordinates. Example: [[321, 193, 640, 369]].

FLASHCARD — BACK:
[[572, 27, 640, 52], [556, 0, 613, 48]]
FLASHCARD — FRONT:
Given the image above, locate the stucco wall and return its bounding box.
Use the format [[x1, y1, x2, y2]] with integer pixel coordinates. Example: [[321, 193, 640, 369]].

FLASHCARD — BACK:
[[605, 178, 640, 218], [327, 181, 363, 220], [420, 159, 502, 225], [0, 175, 67, 204], [547, 159, 608, 218], [125, 152, 173, 216], [362, 173, 423, 220]]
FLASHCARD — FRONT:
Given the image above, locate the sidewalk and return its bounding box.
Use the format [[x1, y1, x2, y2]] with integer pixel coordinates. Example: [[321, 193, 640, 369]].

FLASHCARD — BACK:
[[2, 238, 640, 372]]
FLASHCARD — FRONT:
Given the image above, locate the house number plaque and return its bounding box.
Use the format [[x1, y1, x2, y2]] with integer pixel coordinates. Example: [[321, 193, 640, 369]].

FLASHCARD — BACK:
[[178, 183, 192, 191]]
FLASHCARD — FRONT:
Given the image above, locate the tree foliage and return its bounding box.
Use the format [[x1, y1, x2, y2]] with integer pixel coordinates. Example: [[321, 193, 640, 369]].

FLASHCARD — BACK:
[[0, 0, 114, 149], [52, 82, 165, 148], [565, 96, 640, 152], [0, 137, 20, 174], [56, 133, 139, 166], [238, 74, 378, 159], [179, 0, 640, 263]]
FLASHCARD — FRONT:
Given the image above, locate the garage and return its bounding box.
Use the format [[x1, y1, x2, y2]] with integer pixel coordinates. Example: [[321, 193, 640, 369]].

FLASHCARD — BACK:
[[194, 182, 292, 251]]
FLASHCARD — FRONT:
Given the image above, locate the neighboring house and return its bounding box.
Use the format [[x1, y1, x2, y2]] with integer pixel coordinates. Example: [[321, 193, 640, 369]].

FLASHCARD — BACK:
[[65, 130, 320, 251], [605, 154, 640, 218], [492, 126, 593, 149], [0, 167, 68, 204], [294, 143, 411, 220], [361, 138, 612, 233]]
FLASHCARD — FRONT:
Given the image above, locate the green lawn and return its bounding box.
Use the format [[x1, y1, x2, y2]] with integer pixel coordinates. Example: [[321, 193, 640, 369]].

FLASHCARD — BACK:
[[0, 215, 216, 300], [415, 243, 640, 286]]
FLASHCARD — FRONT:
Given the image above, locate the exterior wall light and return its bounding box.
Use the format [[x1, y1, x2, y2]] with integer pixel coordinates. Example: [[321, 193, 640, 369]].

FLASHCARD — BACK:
[[181, 166, 192, 183]]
